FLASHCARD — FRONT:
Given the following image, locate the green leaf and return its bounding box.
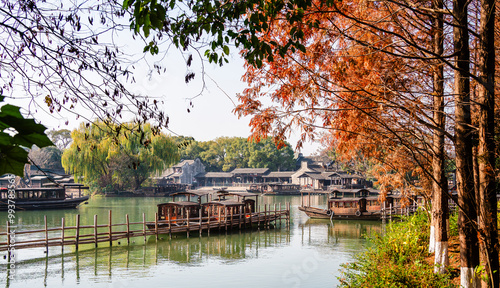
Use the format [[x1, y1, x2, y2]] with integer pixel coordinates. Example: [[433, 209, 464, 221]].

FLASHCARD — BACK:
[[13, 133, 53, 148], [0, 145, 29, 176]]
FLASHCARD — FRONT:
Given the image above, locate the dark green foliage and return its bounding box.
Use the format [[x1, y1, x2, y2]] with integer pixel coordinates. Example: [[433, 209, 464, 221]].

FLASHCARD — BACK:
[[123, 0, 312, 68], [174, 136, 295, 172], [339, 212, 455, 287], [0, 97, 53, 176]]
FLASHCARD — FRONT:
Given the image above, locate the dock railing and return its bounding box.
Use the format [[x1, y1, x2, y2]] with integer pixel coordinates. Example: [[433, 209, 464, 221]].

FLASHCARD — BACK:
[[0, 203, 290, 255], [380, 203, 419, 221]]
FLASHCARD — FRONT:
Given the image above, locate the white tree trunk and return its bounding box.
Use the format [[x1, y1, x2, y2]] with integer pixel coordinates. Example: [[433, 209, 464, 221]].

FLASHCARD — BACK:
[[429, 225, 435, 253], [434, 241, 449, 274], [461, 267, 480, 288]]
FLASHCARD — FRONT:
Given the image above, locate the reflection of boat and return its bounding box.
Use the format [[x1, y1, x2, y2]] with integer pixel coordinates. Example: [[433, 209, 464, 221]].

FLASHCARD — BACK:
[[300, 218, 383, 240], [0, 187, 89, 211]]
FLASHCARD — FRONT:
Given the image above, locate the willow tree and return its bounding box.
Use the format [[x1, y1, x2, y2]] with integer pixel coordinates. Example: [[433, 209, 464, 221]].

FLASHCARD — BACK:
[[62, 121, 179, 192]]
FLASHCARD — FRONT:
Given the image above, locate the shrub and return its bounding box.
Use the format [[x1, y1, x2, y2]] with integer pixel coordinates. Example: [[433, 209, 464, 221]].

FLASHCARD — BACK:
[[338, 212, 455, 287]]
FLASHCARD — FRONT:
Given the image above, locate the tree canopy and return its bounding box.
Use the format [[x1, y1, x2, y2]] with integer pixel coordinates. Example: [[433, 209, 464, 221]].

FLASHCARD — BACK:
[[175, 136, 296, 172], [62, 121, 179, 192]]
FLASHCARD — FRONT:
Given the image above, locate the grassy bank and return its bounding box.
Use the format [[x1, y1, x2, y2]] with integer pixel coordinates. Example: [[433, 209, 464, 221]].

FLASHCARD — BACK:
[[338, 212, 457, 287]]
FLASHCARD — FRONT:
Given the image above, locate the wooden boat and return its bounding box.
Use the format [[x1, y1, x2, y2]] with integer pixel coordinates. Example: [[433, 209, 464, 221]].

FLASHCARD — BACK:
[[299, 196, 382, 220], [148, 190, 211, 230], [0, 187, 89, 211], [299, 187, 421, 220], [263, 183, 301, 195], [148, 190, 264, 232]]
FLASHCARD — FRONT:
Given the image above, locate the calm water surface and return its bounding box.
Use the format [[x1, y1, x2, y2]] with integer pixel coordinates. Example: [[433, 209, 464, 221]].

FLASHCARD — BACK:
[[0, 195, 382, 288]]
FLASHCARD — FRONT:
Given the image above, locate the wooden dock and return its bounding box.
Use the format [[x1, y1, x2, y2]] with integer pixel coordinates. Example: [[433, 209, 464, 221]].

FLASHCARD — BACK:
[[0, 203, 290, 254]]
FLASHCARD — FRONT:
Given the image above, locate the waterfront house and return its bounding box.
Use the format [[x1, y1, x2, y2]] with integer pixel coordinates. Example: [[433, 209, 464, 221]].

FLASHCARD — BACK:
[[232, 168, 270, 184], [195, 172, 234, 187], [156, 158, 205, 186], [262, 171, 294, 183]]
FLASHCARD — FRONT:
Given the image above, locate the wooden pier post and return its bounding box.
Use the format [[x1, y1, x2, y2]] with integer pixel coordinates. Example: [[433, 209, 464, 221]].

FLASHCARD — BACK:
[[230, 208, 233, 231], [207, 208, 211, 236], [244, 206, 247, 229], [186, 210, 190, 238], [218, 207, 222, 231], [225, 208, 228, 232], [75, 214, 80, 251], [6, 221, 11, 261], [142, 213, 146, 243], [44, 215, 48, 254], [382, 201, 386, 223], [264, 205, 268, 230], [108, 210, 112, 246], [126, 214, 130, 245], [257, 204, 261, 230], [279, 203, 282, 228], [273, 204, 277, 228], [389, 204, 392, 221], [238, 206, 242, 230], [287, 203, 290, 227], [167, 209, 172, 240], [94, 215, 98, 248], [61, 217, 65, 251], [198, 207, 202, 236], [155, 212, 159, 241]]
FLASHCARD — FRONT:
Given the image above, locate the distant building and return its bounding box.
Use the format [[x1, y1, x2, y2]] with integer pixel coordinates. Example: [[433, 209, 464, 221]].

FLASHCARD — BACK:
[[231, 168, 270, 184], [291, 161, 371, 190], [263, 171, 294, 183], [173, 156, 373, 191], [157, 158, 205, 186], [195, 172, 234, 186]]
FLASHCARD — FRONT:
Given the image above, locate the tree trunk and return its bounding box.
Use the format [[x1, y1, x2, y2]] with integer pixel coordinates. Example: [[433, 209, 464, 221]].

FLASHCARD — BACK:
[[453, 0, 480, 285], [432, 0, 448, 273], [477, 0, 499, 285]]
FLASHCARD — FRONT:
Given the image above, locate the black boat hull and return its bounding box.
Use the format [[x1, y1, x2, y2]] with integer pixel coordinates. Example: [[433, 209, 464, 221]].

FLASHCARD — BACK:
[[0, 196, 89, 211]]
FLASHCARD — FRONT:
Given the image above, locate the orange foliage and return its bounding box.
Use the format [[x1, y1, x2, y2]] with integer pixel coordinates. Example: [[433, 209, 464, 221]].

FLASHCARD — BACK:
[[235, 0, 448, 198]]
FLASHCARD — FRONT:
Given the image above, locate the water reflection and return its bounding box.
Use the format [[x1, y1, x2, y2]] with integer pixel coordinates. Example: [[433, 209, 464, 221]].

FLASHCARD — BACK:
[[1, 228, 291, 286], [0, 196, 381, 288]]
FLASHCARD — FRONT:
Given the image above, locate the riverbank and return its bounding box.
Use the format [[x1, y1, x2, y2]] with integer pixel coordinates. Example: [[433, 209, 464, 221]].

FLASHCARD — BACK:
[[338, 212, 457, 287]]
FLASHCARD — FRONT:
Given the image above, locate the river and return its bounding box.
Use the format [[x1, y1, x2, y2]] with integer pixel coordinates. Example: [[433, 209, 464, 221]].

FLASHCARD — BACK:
[[0, 195, 382, 288]]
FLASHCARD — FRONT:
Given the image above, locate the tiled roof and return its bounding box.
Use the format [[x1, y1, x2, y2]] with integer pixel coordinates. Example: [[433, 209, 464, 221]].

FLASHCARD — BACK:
[[172, 159, 195, 168], [263, 171, 294, 178], [201, 172, 234, 178], [231, 168, 270, 174]]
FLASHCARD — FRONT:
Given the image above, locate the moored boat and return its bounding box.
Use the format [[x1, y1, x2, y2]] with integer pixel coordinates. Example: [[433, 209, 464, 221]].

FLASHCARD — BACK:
[[0, 187, 89, 211], [148, 190, 211, 230], [299, 196, 382, 220], [299, 190, 420, 220], [148, 189, 272, 233]]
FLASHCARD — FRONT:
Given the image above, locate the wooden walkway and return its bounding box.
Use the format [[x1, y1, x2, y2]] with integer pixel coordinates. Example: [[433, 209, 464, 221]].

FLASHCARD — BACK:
[[0, 204, 290, 255]]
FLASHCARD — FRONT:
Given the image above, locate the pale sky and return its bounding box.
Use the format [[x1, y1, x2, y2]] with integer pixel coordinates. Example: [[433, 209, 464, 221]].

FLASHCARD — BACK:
[[4, 18, 321, 155]]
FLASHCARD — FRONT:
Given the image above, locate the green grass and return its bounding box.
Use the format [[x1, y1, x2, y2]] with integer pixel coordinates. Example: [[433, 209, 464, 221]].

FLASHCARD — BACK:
[[338, 212, 456, 287]]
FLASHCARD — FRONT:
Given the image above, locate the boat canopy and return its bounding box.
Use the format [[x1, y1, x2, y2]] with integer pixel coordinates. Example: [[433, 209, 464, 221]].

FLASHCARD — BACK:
[[204, 199, 245, 207], [157, 201, 200, 207]]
